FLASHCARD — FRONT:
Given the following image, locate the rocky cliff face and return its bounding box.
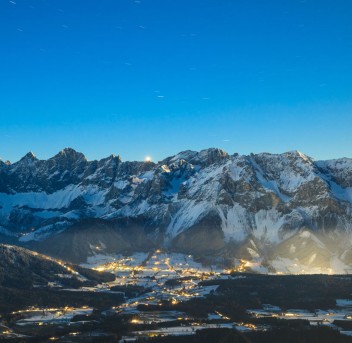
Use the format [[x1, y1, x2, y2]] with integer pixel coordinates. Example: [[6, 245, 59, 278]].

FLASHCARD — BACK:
[[0, 148, 351, 272]]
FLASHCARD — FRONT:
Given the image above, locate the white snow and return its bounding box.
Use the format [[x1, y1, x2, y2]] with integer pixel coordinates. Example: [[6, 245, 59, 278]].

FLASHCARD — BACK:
[[16, 307, 93, 326], [19, 221, 68, 242], [0, 185, 107, 212], [166, 200, 210, 238], [253, 209, 287, 243], [219, 204, 249, 242], [329, 181, 352, 203], [336, 299, 352, 307], [227, 162, 248, 182], [139, 170, 155, 180], [168, 150, 198, 164], [163, 177, 186, 198], [251, 152, 316, 193], [114, 180, 129, 190]]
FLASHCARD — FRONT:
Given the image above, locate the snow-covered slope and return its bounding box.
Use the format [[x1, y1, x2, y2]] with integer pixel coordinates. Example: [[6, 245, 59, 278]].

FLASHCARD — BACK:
[[0, 148, 352, 270], [0, 244, 115, 289]]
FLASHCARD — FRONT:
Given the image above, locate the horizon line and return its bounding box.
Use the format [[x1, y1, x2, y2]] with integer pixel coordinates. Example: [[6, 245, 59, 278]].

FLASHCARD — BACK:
[[1, 147, 351, 165]]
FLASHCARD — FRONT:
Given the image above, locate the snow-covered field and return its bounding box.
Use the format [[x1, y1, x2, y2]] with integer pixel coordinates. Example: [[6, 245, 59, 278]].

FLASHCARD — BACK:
[[82, 251, 226, 305], [7, 250, 352, 340], [249, 300, 352, 336], [14, 307, 93, 326]]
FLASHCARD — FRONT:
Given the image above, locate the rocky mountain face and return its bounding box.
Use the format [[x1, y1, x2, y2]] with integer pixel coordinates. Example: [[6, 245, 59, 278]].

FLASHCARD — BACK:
[[0, 148, 352, 273]]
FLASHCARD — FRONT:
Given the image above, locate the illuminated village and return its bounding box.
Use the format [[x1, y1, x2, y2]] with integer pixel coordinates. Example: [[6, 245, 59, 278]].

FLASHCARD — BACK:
[[2, 250, 352, 341]]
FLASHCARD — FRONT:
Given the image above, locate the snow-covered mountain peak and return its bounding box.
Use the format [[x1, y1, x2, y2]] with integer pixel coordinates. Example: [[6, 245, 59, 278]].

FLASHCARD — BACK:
[[162, 148, 229, 167], [285, 150, 311, 161], [0, 158, 11, 167], [105, 153, 122, 162], [53, 148, 87, 163], [197, 148, 229, 165], [10, 152, 39, 174], [162, 150, 199, 165], [19, 151, 37, 162], [0, 148, 351, 268]]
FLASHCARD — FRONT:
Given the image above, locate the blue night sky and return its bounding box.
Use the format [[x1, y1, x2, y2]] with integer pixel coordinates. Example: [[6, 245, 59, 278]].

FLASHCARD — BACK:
[[0, 0, 351, 163]]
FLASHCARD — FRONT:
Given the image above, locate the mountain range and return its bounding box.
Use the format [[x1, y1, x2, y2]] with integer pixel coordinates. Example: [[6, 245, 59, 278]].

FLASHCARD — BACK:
[[0, 148, 351, 273]]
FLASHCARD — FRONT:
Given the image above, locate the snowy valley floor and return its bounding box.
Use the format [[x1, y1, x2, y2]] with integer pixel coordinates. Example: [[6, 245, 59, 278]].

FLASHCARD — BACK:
[[2, 251, 352, 342]]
